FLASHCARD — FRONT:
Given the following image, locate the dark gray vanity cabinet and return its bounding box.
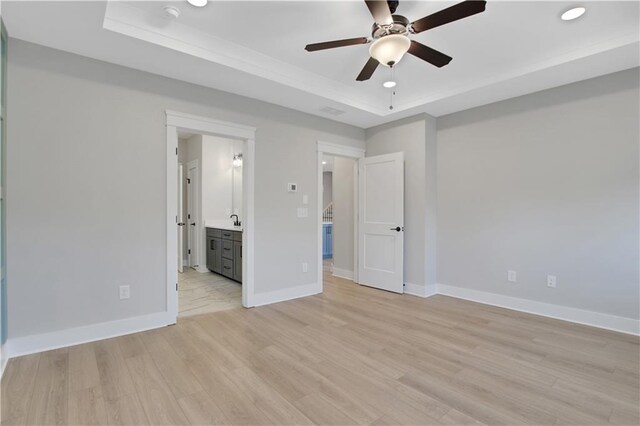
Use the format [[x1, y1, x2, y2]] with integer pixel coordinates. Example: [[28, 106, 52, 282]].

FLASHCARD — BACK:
[[206, 229, 222, 274], [233, 241, 242, 282], [206, 227, 242, 284]]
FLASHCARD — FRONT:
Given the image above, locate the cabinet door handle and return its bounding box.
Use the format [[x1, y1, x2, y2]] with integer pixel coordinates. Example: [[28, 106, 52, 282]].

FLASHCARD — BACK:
[[223, 247, 230, 251], [210, 240, 215, 250]]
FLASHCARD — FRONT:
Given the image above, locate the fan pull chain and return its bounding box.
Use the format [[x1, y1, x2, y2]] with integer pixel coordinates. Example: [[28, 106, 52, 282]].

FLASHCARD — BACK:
[[389, 67, 395, 111]]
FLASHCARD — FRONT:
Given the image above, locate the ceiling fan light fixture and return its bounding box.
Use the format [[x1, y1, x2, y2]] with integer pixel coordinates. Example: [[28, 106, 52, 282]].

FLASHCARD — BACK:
[[561, 6, 586, 21], [383, 81, 397, 88], [369, 34, 410, 67], [187, 0, 208, 7]]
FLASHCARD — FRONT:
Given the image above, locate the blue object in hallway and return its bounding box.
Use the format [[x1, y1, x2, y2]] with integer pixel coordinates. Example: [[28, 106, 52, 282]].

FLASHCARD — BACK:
[[322, 223, 333, 259]]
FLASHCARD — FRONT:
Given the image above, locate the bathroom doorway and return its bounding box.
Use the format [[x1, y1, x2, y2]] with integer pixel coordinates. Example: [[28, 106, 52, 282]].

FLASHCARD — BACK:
[[177, 133, 245, 317], [166, 111, 256, 323]]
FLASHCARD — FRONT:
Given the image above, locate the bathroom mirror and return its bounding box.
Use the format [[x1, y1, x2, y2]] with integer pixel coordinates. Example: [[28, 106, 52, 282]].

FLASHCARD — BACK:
[[232, 153, 243, 223]]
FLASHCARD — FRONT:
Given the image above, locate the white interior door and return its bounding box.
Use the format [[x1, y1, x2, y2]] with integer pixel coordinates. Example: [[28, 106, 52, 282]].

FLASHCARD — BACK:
[[186, 162, 199, 269], [358, 152, 404, 293], [177, 163, 184, 273]]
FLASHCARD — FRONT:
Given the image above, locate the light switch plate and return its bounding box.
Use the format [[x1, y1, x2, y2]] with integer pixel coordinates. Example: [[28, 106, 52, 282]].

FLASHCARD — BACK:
[[302, 194, 309, 205]]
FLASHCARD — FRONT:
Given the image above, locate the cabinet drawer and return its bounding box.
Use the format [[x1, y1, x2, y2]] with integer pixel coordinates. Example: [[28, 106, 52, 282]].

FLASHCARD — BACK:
[[233, 231, 242, 242], [206, 228, 222, 238], [221, 229, 234, 240], [222, 239, 234, 260], [222, 258, 234, 279]]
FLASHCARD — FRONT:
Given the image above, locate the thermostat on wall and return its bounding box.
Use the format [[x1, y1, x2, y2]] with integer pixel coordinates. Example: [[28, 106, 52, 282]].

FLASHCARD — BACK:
[[287, 183, 298, 193]]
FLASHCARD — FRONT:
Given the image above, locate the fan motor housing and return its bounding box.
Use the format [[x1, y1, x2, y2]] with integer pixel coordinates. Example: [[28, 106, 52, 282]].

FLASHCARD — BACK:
[[371, 15, 410, 39]]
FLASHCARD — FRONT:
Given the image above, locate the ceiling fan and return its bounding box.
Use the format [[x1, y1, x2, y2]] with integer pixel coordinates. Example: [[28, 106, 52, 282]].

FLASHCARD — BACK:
[[304, 0, 487, 81]]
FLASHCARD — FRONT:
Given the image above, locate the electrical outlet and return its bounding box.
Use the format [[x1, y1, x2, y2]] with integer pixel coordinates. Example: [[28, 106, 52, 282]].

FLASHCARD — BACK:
[[119, 285, 130, 300], [547, 275, 557, 288], [302, 262, 308, 273], [507, 270, 517, 282]]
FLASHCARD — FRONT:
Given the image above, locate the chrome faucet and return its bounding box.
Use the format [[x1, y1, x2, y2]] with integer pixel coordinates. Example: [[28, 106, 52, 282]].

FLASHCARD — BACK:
[[230, 214, 241, 227]]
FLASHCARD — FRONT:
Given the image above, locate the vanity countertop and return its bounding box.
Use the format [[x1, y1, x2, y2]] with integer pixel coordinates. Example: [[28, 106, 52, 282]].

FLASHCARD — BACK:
[[205, 220, 243, 232]]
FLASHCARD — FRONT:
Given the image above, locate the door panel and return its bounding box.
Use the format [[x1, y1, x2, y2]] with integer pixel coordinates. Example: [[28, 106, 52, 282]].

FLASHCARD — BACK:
[[358, 153, 404, 293], [178, 163, 184, 273], [186, 164, 199, 268]]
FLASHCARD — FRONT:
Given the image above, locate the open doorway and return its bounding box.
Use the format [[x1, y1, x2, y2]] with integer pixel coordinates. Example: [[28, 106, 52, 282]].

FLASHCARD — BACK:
[[177, 133, 244, 317], [317, 142, 364, 291], [166, 111, 256, 323], [321, 155, 357, 281]]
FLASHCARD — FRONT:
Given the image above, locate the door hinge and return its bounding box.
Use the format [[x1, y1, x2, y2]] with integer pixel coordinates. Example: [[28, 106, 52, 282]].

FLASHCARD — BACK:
[[188, 249, 191, 254], [176, 147, 178, 155], [187, 178, 191, 184], [176, 283, 178, 291], [188, 214, 191, 219]]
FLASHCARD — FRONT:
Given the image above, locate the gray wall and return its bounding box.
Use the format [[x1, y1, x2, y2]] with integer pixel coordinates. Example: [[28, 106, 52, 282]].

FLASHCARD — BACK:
[[7, 40, 364, 339], [322, 172, 333, 211], [437, 68, 640, 319], [366, 116, 437, 288], [332, 157, 355, 274]]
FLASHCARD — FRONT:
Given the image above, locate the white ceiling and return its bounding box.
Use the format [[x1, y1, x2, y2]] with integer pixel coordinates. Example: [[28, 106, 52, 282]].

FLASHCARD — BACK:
[[4, 1, 639, 128]]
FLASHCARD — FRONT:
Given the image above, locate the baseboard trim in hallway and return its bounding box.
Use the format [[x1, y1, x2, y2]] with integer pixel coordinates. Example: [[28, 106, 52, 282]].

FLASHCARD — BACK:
[[332, 267, 353, 280], [4, 311, 174, 359]]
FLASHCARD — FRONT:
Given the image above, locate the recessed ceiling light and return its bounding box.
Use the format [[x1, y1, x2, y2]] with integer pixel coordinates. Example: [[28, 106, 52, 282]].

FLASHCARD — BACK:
[[187, 0, 207, 7], [561, 7, 586, 21], [322, 161, 327, 165], [383, 81, 397, 88]]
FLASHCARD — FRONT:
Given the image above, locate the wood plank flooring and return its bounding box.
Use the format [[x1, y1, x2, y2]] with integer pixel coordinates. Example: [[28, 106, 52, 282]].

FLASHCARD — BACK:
[[2, 271, 639, 425]]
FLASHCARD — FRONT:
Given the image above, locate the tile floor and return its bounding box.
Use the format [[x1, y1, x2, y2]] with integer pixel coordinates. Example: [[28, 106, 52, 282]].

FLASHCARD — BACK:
[[178, 267, 242, 317]]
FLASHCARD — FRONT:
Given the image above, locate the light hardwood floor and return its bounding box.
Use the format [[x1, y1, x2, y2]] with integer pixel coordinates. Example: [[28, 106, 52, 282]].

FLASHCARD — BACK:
[[2, 270, 639, 425], [179, 268, 242, 317]]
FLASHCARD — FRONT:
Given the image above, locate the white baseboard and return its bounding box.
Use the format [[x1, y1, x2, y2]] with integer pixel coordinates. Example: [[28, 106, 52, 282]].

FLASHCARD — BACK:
[[404, 282, 438, 298], [438, 284, 640, 336], [5, 311, 174, 359], [333, 267, 354, 280], [195, 265, 209, 273], [252, 282, 321, 307], [1, 344, 7, 379]]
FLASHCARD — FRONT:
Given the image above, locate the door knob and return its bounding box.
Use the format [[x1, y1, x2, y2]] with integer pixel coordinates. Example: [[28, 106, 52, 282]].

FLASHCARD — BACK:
[[190, 223, 196, 226], [177, 222, 186, 226], [390, 226, 402, 232]]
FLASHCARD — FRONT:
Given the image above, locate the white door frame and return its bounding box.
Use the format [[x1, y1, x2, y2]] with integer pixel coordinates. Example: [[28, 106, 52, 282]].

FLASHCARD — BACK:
[[166, 110, 256, 322], [185, 159, 200, 269], [317, 141, 365, 290], [178, 163, 184, 273]]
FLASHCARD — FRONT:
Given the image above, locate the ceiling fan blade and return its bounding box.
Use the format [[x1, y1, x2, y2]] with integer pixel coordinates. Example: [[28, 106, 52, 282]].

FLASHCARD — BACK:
[[411, 0, 486, 34], [305, 37, 369, 52], [356, 57, 380, 81], [365, 0, 393, 26], [408, 41, 452, 68]]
